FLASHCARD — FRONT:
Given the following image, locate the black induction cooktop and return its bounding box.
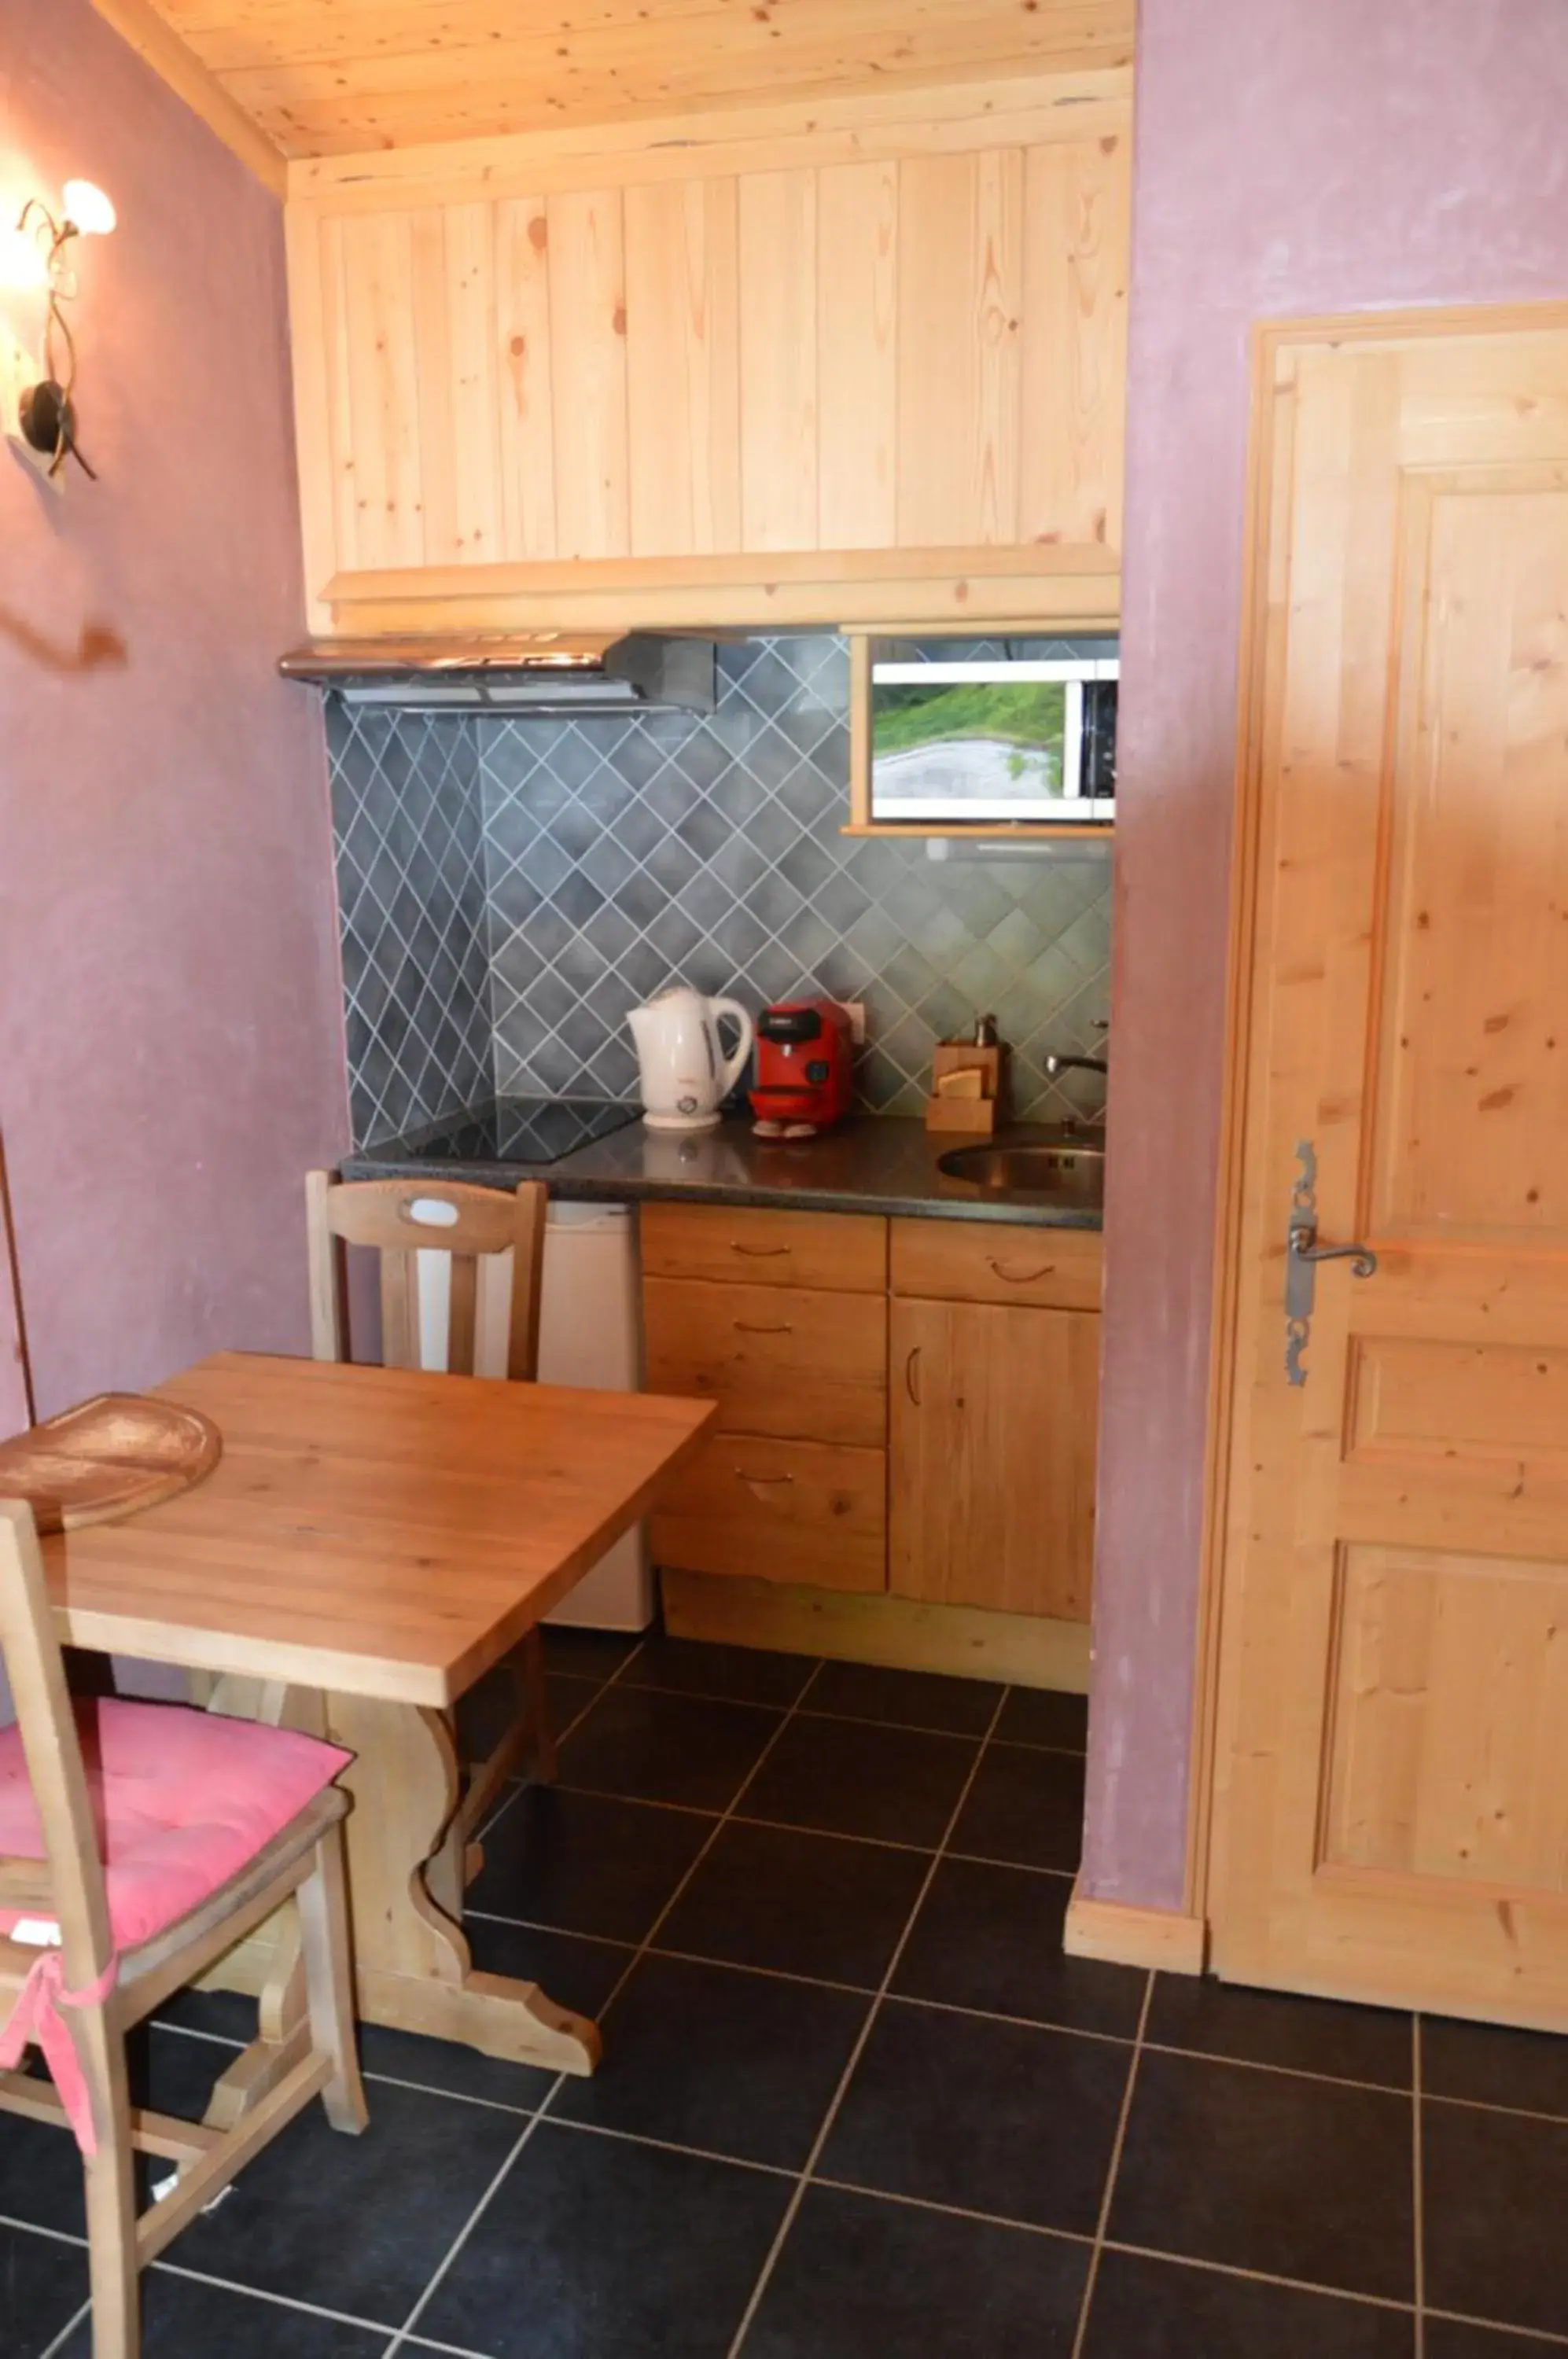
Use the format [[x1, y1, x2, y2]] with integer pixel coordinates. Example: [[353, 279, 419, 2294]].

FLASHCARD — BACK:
[[382, 1097, 640, 1167]]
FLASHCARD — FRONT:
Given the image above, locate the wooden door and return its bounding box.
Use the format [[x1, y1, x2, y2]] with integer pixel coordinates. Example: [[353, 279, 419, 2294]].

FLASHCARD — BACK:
[[891, 1297, 1097, 1621], [1209, 311, 1568, 2029]]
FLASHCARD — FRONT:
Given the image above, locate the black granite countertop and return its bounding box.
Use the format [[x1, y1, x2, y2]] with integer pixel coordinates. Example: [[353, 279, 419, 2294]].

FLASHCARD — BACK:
[[345, 1106, 1104, 1230]]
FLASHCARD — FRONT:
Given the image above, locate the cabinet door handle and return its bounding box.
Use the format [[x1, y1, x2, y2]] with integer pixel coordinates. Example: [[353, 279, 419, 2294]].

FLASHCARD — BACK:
[[731, 1242, 790, 1259], [734, 1321, 793, 1336], [905, 1345, 922, 1406], [988, 1257, 1054, 1284]]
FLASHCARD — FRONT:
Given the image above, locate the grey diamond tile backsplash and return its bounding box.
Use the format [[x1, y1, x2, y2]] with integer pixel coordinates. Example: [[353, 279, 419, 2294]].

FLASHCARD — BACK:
[[327, 705, 491, 1146], [328, 635, 1113, 1147]]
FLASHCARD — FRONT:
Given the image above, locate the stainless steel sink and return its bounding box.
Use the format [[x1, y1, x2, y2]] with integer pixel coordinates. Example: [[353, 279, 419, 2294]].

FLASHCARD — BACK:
[[937, 1139, 1105, 1208]]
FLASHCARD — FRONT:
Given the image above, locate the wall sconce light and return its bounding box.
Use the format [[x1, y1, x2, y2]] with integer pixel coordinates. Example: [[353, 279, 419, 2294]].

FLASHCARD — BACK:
[[2, 179, 116, 482]]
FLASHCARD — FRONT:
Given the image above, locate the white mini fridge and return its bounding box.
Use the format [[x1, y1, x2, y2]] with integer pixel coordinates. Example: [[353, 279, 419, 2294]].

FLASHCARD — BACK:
[[414, 1196, 655, 1632], [537, 1201, 654, 1632]]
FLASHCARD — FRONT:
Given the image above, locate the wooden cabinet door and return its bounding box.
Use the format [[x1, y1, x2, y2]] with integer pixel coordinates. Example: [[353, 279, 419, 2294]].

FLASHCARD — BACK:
[[890, 1297, 1097, 1621], [1209, 312, 1568, 2028], [284, 79, 1129, 635]]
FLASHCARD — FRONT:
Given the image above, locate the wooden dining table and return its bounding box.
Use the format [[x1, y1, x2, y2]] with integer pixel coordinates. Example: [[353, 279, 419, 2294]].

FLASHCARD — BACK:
[[39, 1349, 714, 2116]]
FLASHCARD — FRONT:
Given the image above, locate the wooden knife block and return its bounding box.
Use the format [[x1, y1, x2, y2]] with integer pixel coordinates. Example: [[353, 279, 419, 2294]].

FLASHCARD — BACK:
[[926, 1042, 1004, 1135]]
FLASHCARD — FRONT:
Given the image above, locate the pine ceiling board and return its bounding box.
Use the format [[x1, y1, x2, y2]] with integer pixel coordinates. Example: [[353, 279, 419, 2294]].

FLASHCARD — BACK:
[[132, 0, 1134, 159]]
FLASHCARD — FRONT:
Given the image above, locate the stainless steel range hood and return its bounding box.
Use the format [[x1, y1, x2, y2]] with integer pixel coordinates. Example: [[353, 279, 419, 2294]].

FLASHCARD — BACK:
[[278, 631, 716, 716]]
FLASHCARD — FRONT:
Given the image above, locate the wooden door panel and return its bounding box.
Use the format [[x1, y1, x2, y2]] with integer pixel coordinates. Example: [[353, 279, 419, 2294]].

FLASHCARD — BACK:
[[1210, 313, 1568, 2030], [1371, 474, 1568, 1243], [890, 1297, 1096, 1620], [1347, 1337, 1568, 1474], [1323, 1543, 1568, 1893]]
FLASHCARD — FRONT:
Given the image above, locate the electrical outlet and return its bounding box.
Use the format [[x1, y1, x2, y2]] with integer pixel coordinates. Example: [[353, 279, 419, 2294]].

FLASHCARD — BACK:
[[838, 1002, 867, 1045], [1, 322, 61, 494]]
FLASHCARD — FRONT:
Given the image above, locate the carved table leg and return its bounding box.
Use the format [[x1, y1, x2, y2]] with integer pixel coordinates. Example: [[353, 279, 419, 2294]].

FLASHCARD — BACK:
[[326, 1692, 600, 2076]]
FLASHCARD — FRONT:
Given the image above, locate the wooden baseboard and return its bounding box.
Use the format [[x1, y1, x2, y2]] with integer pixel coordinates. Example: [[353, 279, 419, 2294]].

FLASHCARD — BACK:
[[661, 1568, 1091, 1692], [1064, 1882, 1207, 1975]]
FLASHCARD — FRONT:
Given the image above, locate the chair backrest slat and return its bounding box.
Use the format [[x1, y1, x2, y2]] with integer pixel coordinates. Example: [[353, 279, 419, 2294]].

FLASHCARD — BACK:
[[305, 1167, 348, 1363], [304, 1173, 548, 1382], [377, 1248, 419, 1371], [503, 1183, 547, 1383], [0, 1501, 115, 1986], [447, 1254, 480, 1378]]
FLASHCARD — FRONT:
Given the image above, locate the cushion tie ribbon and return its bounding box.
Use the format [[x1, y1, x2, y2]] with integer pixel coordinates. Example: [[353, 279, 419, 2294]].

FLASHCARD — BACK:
[[0, 1948, 120, 2155]]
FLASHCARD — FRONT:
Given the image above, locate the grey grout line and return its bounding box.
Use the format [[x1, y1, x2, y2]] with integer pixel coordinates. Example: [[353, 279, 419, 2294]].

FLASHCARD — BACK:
[[558, 1666, 1090, 1757], [386, 2091, 565, 2355], [353, 2070, 539, 2118], [533, 2114, 797, 2181], [605, 1676, 1086, 1754], [725, 1681, 1014, 2359], [154, 1944, 1562, 2129], [540, 1658, 832, 2062], [152, 2016, 546, 2119], [1423, 2309, 1568, 2351], [812, 2174, 1094, 2247], [1413, 2015, 1426, 2359], [0, 2213, 87, 2250], [10, 2158, 1568, 2355], [1068, 1971, 1154, 2359], [464, 1906, 633, 1951], [947, 1849, 1078, 1879], [1136, 2039, 1412, 2100], [473, 1639, 651, 1849], [1095, 2237, 1420, 2317], [1420, 2088, 1568, 2131], [36, 2299, 91, 2359], [507, 1769, 1080, 1874], [152, 2259, 401, 2337]]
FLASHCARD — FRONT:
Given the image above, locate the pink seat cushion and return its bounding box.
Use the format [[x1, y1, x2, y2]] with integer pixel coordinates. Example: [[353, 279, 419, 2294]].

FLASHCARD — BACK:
[[0, 1699, 351, 1952]]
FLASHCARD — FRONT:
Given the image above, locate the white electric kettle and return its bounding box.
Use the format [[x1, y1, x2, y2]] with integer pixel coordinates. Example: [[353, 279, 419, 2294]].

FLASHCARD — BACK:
[[627, 987, 755, 1132]]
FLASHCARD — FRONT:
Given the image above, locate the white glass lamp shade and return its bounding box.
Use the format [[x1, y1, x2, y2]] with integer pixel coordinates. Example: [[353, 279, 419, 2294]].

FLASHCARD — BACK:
[[63, 181, 116, 237]]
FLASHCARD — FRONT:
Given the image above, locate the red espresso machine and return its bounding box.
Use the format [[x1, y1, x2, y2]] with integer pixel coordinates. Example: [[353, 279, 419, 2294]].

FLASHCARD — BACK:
[[748, 999, 855, 1135]]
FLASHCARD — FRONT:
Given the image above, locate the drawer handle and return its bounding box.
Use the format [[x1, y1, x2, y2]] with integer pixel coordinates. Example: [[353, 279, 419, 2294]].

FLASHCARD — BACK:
[[905, 1345, 922, 1407], [734, 1467, 795, 1489], [731, 1243, 790, 1259], [988, 1257, 1055, 1284], [734, 1321, 793, 1336]]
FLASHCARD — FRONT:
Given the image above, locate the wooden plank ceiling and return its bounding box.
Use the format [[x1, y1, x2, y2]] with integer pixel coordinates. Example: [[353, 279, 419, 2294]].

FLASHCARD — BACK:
[[133, 0, 1135, 159]]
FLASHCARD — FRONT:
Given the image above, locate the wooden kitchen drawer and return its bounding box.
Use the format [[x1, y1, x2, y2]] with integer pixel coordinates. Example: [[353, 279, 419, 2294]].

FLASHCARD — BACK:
[[890, 1217, 1104, 1312], [641, 1204, 887, 1294], [644, 1277, 887, 1448], [651, 1434, 887, 1593]]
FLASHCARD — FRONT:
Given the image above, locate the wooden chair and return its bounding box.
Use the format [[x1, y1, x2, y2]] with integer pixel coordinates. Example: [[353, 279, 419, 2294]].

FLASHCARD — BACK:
[[0, 1498, 366, 2359], [304, 1172, 557, 1864]]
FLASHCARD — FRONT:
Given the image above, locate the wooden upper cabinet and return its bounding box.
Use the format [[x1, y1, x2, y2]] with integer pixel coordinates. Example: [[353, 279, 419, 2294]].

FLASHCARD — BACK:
[[284, 72, 1131, 635]]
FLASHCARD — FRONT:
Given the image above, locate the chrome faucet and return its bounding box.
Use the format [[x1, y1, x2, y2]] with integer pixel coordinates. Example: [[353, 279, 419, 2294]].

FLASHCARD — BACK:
[[1045, 1026, 1108, 1134]]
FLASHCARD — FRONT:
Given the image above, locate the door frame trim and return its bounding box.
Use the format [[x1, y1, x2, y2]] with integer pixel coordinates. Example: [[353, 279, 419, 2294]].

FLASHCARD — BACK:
[[1183, 297, 1568, 1930]]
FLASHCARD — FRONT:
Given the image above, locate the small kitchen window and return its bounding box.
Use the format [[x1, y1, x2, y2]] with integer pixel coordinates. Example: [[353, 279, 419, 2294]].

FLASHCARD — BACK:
[[846, 632, 1117, 839]]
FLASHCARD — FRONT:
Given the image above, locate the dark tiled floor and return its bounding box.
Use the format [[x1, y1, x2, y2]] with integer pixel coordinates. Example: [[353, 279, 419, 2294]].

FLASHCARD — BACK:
[[13, 1628, 1568, 2357]]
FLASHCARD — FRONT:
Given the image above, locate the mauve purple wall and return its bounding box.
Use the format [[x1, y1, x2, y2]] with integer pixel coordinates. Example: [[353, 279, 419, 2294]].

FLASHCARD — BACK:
[[0, 0, 349, 1430], [1085, 0, 1568, 1908]]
